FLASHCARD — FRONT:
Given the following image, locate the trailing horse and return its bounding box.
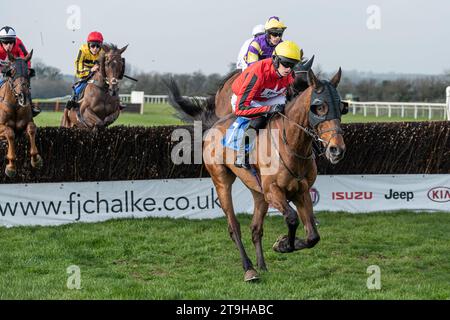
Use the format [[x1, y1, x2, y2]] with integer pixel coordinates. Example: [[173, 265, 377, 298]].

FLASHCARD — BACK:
[[0, 50, 43, 177], [167, 67, 347, 281], [61, 43, 128, 129]]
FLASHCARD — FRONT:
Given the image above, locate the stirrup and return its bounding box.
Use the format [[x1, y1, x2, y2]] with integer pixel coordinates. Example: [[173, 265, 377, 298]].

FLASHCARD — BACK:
[[234, 156, 251, 170], [65, 99, 79, 110]]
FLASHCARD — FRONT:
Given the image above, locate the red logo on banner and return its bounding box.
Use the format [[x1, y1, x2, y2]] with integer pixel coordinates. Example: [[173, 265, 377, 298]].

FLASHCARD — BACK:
[[332, 192, 373, 200], [309, 188, 320, 207], [427, 187, 450, 203]]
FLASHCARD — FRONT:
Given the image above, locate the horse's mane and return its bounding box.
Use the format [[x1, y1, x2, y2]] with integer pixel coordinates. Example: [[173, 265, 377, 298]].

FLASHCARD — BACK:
[[217, 69, 241, 92]]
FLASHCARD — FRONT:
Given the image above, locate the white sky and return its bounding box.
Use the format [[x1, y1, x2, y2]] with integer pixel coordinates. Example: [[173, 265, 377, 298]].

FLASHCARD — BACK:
[[2, 0, 450, 75]]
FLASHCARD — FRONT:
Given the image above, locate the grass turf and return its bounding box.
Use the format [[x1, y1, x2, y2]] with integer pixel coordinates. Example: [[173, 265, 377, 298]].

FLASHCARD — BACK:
[[0, 211, 448, 299], [32, 103, 445, 128]]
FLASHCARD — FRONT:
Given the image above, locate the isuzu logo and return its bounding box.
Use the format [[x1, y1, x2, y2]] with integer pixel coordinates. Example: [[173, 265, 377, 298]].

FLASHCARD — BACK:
[[332, 192, 373, 200], [427, 187, 450, 203]]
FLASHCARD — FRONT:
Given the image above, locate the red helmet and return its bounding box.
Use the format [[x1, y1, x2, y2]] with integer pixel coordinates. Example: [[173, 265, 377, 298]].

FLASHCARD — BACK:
[[87, 31, 103, 43]]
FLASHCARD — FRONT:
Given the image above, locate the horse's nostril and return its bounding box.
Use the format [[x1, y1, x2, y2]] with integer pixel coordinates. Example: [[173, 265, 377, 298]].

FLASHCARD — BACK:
[[329, 146, 339, 155]]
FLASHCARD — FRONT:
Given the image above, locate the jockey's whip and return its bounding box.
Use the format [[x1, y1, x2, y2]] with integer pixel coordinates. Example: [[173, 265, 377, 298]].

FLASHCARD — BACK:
[[123, 74, 138, 82]]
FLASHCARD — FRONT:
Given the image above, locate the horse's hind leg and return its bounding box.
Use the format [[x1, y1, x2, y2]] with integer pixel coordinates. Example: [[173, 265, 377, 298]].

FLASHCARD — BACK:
[[250, 190, 269, 271], [292, 191, 320, 251], [208, 164, 258, 282], [26, 122, 43, 169], [0, 125, 17, 177]]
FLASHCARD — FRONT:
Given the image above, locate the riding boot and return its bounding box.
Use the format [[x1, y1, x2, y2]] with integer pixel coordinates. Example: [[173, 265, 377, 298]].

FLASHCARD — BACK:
[[65, 94, 79, 110], [234, 129, 254, 170]]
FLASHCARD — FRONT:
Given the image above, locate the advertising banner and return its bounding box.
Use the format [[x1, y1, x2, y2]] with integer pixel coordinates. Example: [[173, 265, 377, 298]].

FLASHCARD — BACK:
[[0, 175, 448, 227]]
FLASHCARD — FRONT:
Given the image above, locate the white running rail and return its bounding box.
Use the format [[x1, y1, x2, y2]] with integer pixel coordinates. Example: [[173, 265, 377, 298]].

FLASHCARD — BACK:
[[344, 100, 448, 120]]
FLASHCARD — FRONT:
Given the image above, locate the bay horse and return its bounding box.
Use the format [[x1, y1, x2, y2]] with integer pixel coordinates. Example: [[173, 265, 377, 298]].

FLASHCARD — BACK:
[[0, 50, 43, 177], [61, 43, 128, 129], [167, 68, 346, 281]]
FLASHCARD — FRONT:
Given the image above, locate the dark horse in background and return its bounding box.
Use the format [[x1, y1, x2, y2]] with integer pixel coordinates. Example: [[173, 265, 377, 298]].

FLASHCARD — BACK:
[[167, 67, 347, 281], [61, 43, 128, 129], [0, 50, 43, 177]]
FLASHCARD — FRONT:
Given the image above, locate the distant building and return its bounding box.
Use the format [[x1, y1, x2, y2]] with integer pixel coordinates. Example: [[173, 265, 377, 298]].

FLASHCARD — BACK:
[[345, 93, 360, 101]]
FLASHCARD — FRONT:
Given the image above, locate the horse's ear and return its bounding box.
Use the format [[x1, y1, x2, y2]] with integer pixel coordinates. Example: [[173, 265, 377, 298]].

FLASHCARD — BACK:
[[24, 49, 33, 62], [330, 67, 342, 88], [308, 69, 321, 90], [101, 44, 110, 53], [118, 44, 128, 55], [299, 55, 314, 72], [294, 55, 314, 83]]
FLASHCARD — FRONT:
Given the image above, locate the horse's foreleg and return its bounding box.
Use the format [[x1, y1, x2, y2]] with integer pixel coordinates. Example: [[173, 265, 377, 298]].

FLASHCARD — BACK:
[[26, 122, 43, 169], [0, 125, 16, 177], [250, 190, 269, 271], [293, 191, 320, 250], [266, 183, 299, 253], [102, 109, 120, 127], [81, 107, 105, 128]]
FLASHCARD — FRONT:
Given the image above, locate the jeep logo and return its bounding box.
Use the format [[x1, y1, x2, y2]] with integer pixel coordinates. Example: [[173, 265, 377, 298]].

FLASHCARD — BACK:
[[427, 187, 450, 203], [384, 189, 414, 202]]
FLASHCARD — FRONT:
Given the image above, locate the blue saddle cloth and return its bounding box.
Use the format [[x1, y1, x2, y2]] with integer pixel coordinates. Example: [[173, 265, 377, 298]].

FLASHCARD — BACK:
[[221, 117, 254, 152], [74, 81, 88, 96]]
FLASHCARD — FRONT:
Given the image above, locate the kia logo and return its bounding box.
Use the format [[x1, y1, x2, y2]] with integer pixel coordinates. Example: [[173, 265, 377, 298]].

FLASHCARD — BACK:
[[309, 188, 320, 207], [427, 187, 450, 203]]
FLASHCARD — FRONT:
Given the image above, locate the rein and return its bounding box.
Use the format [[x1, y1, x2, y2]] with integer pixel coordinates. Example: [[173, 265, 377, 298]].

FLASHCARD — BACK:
[[268, 115, 311, 182], [277, 112, 343, 157], [0, 81, 19, 109]]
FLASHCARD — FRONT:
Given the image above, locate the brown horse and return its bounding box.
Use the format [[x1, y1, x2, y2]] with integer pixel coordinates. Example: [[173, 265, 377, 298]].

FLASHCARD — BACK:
[[61, 43, 128, 129], [167, 68, 346, 281], [0, 50, 43, 177]]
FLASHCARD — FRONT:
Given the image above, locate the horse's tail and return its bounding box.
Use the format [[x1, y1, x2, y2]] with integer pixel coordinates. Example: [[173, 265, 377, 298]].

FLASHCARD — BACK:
[[165, 78, 218, 129]]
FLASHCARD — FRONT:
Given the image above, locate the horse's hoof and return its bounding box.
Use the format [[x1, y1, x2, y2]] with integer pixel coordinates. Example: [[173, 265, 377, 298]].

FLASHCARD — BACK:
[[31, 155, 43, 169], [5, 167, 16, 178], [272, 235, 295, 253], [244, 269, 260, 282]]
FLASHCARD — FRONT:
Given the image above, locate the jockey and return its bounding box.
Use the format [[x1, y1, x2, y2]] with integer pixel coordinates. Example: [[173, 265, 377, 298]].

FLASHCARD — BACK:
[[0, 26, 41, 117], [232, 40, 302, 169], [65, 31, 104, 109], [236, 24, 265, 70], [243, 16, 287, 69]]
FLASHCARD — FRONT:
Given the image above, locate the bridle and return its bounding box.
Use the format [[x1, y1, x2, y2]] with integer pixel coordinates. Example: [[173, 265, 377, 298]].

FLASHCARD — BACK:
[[1, 60, 31, 108], [102, 53, 124, 96], [267, 82, 345, 180]]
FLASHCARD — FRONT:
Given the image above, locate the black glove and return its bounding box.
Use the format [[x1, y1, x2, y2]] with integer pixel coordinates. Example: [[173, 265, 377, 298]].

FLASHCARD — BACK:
[[268, 104, 285, 114]]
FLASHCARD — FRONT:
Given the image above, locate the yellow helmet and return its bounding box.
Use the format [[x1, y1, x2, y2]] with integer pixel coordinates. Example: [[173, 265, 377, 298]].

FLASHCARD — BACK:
[[264, 16, 287, 32], [274, 41, 302, 61]]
